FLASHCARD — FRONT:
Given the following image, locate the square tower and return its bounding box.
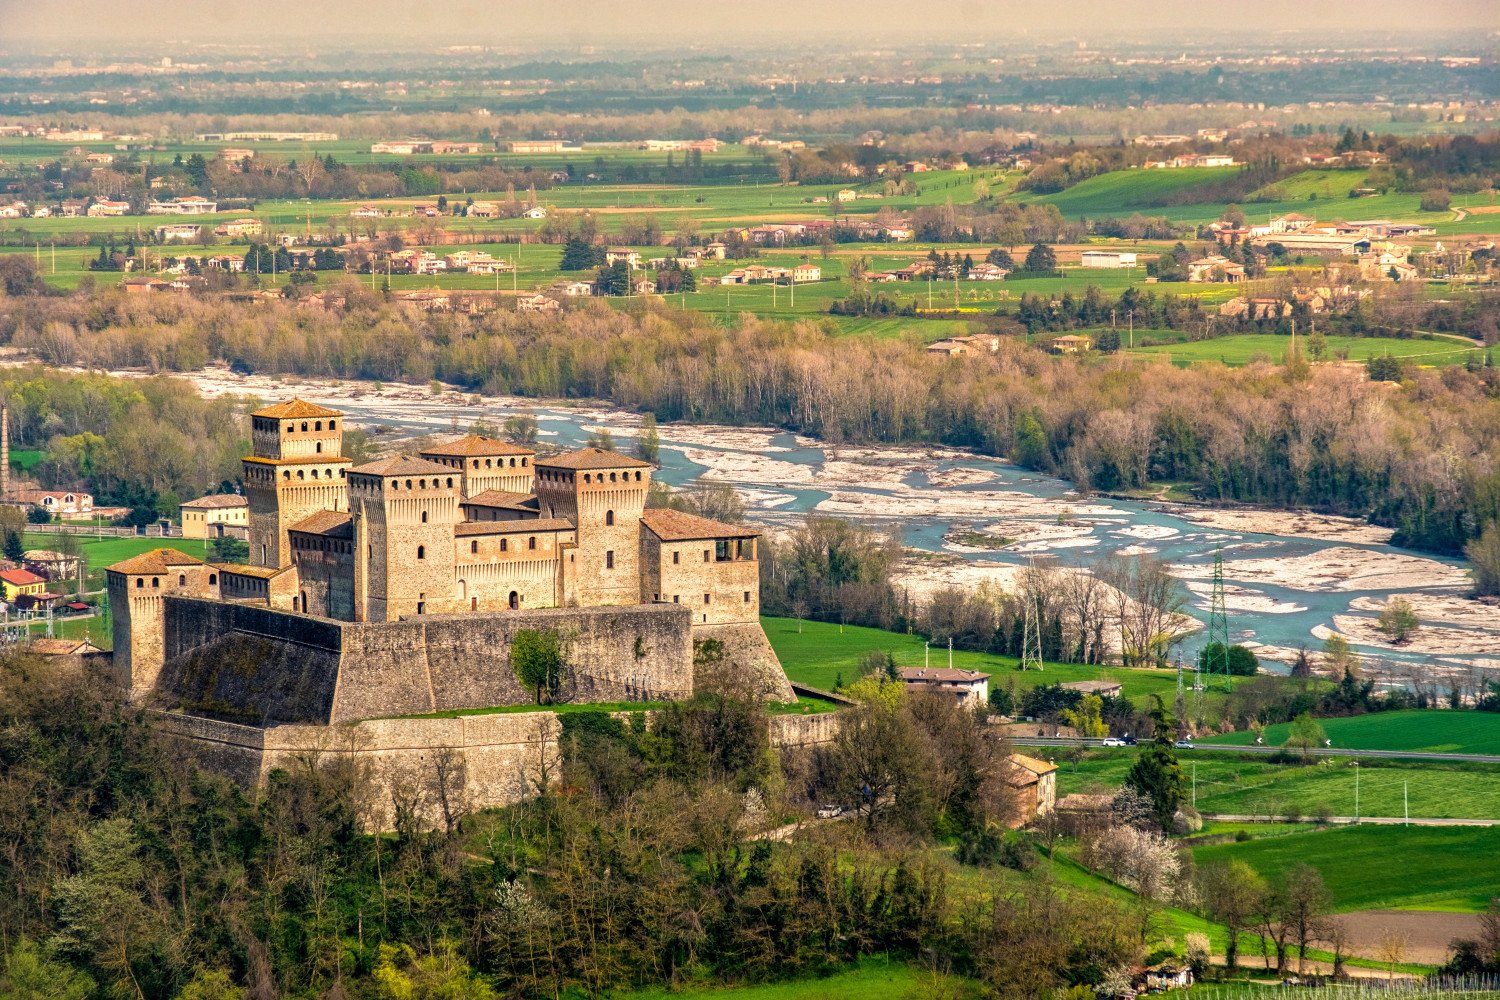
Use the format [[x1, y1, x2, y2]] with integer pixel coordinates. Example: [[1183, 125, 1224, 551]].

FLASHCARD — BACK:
[[244, 399, 351, 568], [105, 548, 219, 696], [419, 435, 536, 499], [347, 456, 460, 622], [534, 448, 651, 607]]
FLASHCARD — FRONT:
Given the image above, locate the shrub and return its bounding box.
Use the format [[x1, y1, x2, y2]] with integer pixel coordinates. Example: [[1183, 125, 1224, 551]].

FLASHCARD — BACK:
[[1419, 189, 1452, 212]]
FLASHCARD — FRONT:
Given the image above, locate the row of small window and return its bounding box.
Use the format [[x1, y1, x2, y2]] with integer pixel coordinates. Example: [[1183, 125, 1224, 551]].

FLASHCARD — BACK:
[[134, 572, 220, 588], [471, 457, 528, 469], [467, 537, 539, 553], [283, 468, 343, 480], [349, 476, 457, 491], [537, 469, 644, 485], [288, 420, 336, 432], [293, 536, 352, 554], [656, 592, 752, 604]]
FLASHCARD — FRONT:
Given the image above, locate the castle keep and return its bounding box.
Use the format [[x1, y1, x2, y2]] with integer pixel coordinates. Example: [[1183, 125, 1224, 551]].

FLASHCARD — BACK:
[[105, 398, 792, 823]]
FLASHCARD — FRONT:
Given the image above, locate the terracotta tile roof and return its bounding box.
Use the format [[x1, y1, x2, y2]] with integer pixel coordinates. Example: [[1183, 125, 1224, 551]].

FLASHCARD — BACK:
[[214, 563, 289, 579], [252, 398, 342, 419], [181, 493, 248, 509], [288, 510, 353, 537], [462, 490, 538, 511], [347, 455, 454, 478], [0, 568, 46, 587], [640, 507, 757, 542], [421, 435, 535, 458], [896, 666, 988, 684], [1006, 753, 1058, 776], [455, 517, 574, 536], [107, 548, 205, 575], [536, 447, 651, 471]]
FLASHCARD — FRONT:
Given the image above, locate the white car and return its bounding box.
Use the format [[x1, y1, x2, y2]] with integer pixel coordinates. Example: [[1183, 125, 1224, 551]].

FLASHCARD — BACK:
[[816, 804, 845, 819], [1101, 737, 1127, 747]]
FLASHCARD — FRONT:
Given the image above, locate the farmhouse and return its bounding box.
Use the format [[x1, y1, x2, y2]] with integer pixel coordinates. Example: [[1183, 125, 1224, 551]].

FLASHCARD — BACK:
[[1003, 753, 1058, 825], [507, 139, 568, 153], [516, 294, 561, 313], [215, 218, 262, 237], [180, 494, 250, 539], [154, 223, 202, 242], [9, 489, 94, 515], [1187, 255, 1247, 283], [896, 666, 989, 708], [148, 196, 219, 215], [1050, 334, 1093, 354], [1080, 250, 1137, 269], [1061, 679, 1122, 698], [87, 200, 130, 217], [0, 568, 49, 604]]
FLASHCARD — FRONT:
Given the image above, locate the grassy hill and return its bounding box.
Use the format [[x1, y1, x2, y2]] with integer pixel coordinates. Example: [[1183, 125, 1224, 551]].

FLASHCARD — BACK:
[[1024, 167, 1246, 218]]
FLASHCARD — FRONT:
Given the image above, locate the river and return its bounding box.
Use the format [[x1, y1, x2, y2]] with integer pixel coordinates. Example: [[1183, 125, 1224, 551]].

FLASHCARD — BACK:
[[177, 368, 1500, 686]]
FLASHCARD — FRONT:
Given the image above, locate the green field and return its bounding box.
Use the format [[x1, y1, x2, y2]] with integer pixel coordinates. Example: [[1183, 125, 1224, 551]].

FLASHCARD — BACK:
[[1193, 824, 1500, 912], [1128, 333, 1481, 367], [1054, 750, 1500, 821], [762, 616, 1241, 707], [1203, 710, 1500, 756], [622, 959, 971, 1000]]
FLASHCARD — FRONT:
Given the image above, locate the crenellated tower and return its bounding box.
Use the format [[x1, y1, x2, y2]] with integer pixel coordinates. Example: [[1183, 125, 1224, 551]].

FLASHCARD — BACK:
[[243, 399, 351, 569], [348, 456, 460, 622], [534, 448, 651, 606]]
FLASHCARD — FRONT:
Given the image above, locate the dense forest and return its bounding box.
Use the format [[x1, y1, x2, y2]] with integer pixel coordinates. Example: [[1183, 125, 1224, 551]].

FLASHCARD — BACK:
[[2, 288, 1497, 560], [0, 652, 1155, 1000]]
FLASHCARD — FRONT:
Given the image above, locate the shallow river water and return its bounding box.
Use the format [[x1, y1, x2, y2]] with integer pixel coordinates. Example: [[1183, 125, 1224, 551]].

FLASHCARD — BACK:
[[179, 370, 1499, 682]]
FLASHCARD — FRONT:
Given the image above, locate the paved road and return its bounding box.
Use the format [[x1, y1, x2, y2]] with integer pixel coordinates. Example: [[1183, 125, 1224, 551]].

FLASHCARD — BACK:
[[1009, 737, 1500, 764]]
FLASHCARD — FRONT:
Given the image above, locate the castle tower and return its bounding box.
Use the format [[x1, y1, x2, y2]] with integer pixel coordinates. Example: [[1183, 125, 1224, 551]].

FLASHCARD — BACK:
[[348, 456, 459, 622], [105, 548, 218, 696], [419, 435, 536, 499], [534, 448, 651, 607], [243, 399, 351, 568]]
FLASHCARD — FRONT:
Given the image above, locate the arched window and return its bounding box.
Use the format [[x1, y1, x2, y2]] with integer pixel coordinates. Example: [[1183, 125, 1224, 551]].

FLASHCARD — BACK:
[[447, 477, 454, 488], [610, 472, 618, 482], [301, 422, 308, 432], [528, 536, 536, 551], [208, 573, 217, 585], [605, 510, 615, 526], [315, 421, 322, 431], [421, 510, 428, 523], [178, 574, 186, 586], [417, 545, 426, 560], [470, 540, 478, 553], [508, 591, 519, 610], [329, 420, 337, 430], [406, 479, 413, 490], [316, 442, 323, 453], [583, 473, 591, 484], [311, 468, 319, 479], [135, 578, 143, 588], [500, 538, 508, 552], [485, 459, 492, 468], [472, 459, 479, 469], [509, 457, 516, 467], [297, 469, 305, 480], [151, 577, 160, 588]]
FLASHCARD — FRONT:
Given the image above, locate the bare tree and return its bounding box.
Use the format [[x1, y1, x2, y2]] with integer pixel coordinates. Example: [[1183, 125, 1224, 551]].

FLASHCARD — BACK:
[[1377, 928, 1410, 983], [1099, 553, 1190, 667]]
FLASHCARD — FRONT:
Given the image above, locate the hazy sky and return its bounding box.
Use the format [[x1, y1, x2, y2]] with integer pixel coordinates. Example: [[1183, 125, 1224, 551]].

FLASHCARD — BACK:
[[2, 0, 1495, 50]]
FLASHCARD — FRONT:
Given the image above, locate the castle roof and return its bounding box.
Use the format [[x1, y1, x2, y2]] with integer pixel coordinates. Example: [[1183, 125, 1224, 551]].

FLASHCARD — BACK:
[[461, 489, 538, 511], [288, 510, 353, 538], [347, 455, 453, 478], [252, 398, 341, 420], [455, 517, 574, 536], [537, 447, 651, 471], [640, 507, 757, 542], [107, 548, 205, 575], [213, 563, 289, 580], [181, 493, 248, 509], [421, 435, 534, 458]]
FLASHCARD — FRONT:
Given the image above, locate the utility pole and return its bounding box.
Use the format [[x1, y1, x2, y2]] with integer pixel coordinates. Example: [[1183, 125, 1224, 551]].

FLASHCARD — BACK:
[[1208, 544, 1230, 690], [1354, 763, 1360, 823]]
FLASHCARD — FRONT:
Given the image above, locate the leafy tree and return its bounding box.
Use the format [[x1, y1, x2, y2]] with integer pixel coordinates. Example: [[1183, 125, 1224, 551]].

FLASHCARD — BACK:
[[1123, 700, 1184, 831], [0, 939, 94, 1000], [1023, 243, 1058, 274], [1195, 860, 1267, 970], [1061, 693, 1108, 738], [511, 628, 564, 704], [210, 535, 250, 564], [985, 248, 1014, 270], [1284, 712, 1327, 757], [585, 428, 616, 452], [558, 237, 603, 271], [1466, 523, 1500, 596], [25, 506, 51, 525], [3, 530, 22, 562], [635, 413, 660, 463], [1419, 189, 1452, 212], [1377, 596, 1419, 643], [502, 413, 538, 446], [372, 941, 497, 1000], [1198, 641, 1259, 676]]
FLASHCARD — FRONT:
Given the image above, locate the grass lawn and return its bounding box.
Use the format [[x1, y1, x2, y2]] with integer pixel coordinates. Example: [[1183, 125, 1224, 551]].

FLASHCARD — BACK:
[[1128, 333, 1479, 367], [1193, 824, 1500, 912], [1201, 710, 1500, 757], [1053, 749, 1500, 821], [762, 616, 1241, 708], [621, 958, 972, 999]]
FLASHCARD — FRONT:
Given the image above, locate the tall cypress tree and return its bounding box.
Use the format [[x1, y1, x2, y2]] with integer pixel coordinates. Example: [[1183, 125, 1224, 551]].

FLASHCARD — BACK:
[[1125, 699, 1185, 830]]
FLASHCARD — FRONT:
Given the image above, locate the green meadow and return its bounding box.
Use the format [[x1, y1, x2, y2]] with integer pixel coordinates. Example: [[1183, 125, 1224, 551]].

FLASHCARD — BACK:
[[1202, 710, 1500, 756], [1127, 333, 1482, 367]]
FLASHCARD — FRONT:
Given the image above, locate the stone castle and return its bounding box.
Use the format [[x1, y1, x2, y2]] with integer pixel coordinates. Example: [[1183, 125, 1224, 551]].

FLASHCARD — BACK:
[[104, 399, 793, 799]]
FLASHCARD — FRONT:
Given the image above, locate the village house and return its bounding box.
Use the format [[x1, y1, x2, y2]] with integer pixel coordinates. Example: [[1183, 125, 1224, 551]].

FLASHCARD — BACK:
[[87, 199, 130, 217], [23, 550, 83, 583], [506, 139, 568, 153], [180, 494, 250, 539], [605, 247, 642, 268], [214, 218, 262, 237], [0, 568, 50, 605], [1187, 254, 1247, 283], [703, 242, 728, 260], [1248, 212, 1317, 238], [522, 206, 548, 220], [966, 262, 1010, 280], [466, 201, 500, 218], [8, 489, 94, 516], [791, 263, 822, 283], [896, 666, 989, 708], [1002, 753, 1058, 826], [430, 141, 486, 154], [1220, 297, 1291, 321], [1050, 334, 1093, 354], [351, 205, 384, 219], [219, 148, 255, 162], [516, 293, 561, 313], [557, 280, 595, 297]]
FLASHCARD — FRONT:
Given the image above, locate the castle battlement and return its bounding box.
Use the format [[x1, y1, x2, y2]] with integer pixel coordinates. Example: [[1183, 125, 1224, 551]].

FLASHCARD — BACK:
[[108, 397, 793, 711]]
